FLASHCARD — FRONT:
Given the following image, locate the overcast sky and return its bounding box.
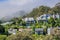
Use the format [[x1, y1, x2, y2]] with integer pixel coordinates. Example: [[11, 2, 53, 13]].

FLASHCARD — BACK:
[[0, 0, 60, 18]]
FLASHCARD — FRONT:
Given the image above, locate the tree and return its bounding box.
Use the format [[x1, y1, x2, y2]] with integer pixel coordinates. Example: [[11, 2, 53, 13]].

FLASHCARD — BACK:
[[0, 20, 2, 24], [52, 2, 60, 14], [0, 25, 5, 34], [26, 6, 51, 18], [48, 17, 56, 27], [54, 18, 60, 27]]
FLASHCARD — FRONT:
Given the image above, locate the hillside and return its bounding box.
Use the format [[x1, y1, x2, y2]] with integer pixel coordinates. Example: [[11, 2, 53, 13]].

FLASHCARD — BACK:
[[25, 3, 60, 18]]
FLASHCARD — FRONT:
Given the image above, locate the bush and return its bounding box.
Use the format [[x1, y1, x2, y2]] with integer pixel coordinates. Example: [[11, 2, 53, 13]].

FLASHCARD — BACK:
[[0, 35, 7, 40], [6, 32, 34, 40]]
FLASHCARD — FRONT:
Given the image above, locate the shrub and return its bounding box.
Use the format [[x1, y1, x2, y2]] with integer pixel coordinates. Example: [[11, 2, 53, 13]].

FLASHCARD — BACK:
[[0, 35, 7, 40], [6, 32, 34, 40]]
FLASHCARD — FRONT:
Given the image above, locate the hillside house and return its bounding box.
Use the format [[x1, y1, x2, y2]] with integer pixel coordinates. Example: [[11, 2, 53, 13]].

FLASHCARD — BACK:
[[8, 28, 17, 35], [52, 13, 60, 19], [23, 17, 35, 23], [35, 28, 44, 35], [37, 13, 60, 23], [36, 14, 51, 23], [22, 17, 35, 28], [1, 22, 13, 25]]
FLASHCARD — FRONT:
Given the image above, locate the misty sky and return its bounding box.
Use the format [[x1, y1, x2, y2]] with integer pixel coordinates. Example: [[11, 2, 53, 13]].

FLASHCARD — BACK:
[[0, 0, 60, 18]]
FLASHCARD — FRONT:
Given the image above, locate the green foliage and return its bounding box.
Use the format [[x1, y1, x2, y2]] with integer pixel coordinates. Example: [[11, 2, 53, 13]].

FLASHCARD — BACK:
[[0, 25, 5, 34], [26, 2, 60, 18], [26, 6, 51, 17], [48, 17, 60, 27], [6, 32, 34, 40], [0, 35, 7, 40]]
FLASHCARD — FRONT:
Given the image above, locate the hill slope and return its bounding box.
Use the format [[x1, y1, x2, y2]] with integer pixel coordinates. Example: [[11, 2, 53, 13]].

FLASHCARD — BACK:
[[25, 3, 60, 18]]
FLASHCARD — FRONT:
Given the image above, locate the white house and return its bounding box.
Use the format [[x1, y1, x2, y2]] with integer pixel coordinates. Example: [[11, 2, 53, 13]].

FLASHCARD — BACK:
[[35, 28, 44, 35], [47, 28, 52, 35], [8, 28, 17, 35], [22, 17, 35, 28], [1, 22, 13, 25], [56, 13, 60, 19], [36, 14, 51, 23], [23, 17, 35, 22], [52, 13, 60, 19], [37, 13, 60, 21], [37, 14, 51, 21]]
